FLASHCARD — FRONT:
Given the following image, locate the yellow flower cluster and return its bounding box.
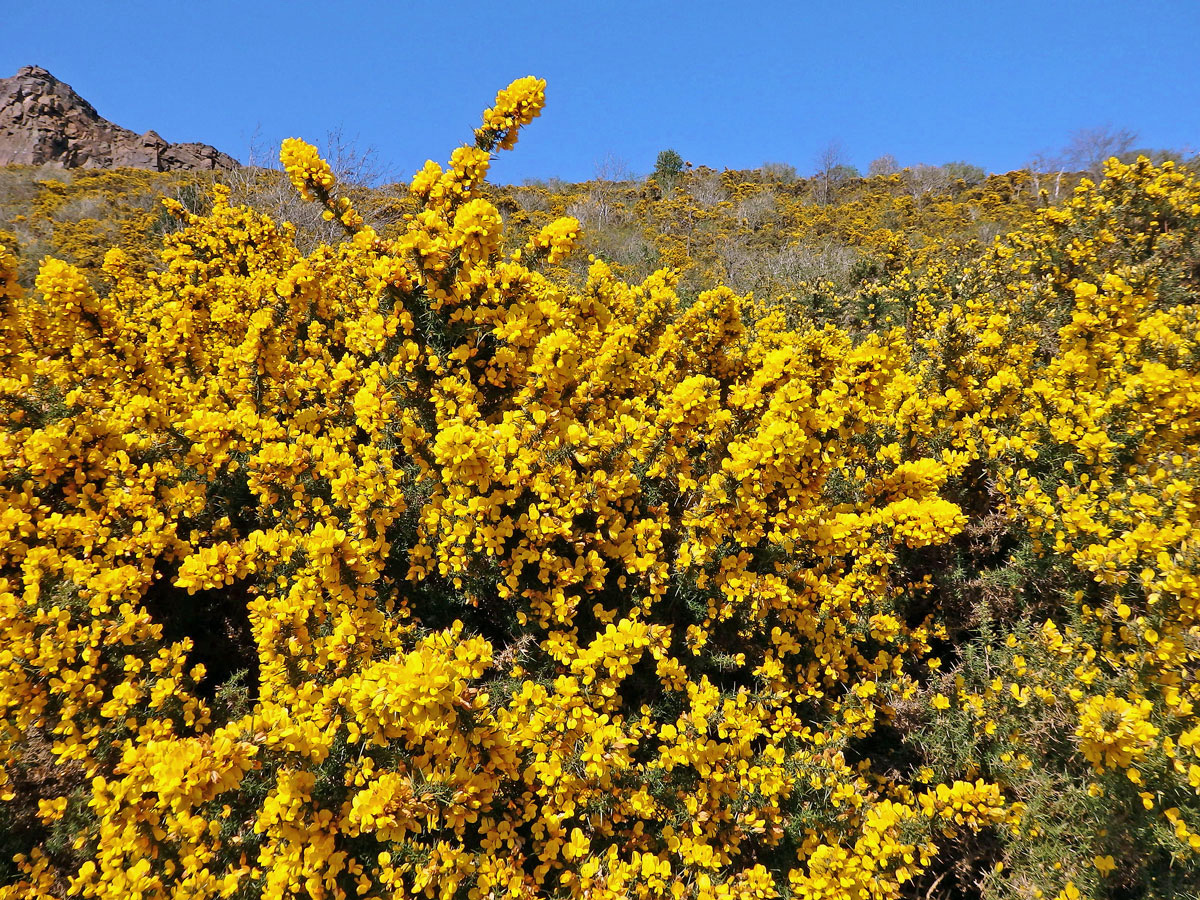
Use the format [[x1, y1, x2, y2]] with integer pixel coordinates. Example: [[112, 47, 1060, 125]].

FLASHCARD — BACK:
[[1076, 693, 1159, 771], [524, 216, 581, 264], [0, 244, 19, 301], [280, 137, 336, 202], [475, 76, 547, 151]]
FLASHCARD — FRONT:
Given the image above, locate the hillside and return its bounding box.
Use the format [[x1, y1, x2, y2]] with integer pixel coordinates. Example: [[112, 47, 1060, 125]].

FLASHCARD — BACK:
[[1, 78, 1200, 900], [0, 155, 1042, 298]]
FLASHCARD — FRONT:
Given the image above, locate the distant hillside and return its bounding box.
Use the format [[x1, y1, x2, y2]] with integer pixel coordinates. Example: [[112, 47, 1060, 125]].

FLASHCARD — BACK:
[[1, 141, 1192, 323], [0, 65, 238, 171], [0, 160, 1039, 301]]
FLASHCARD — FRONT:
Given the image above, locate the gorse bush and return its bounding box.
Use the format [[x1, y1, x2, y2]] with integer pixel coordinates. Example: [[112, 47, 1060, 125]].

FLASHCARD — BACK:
[[0, 78, 1199, 900]]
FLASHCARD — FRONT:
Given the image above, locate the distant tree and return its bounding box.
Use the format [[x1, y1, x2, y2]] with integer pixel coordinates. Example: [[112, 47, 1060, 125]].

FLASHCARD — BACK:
[[902, 163, 951, 199], [814, 140, 852, 205], [942, 161, 986, 186], [761, 161, 797, 183], [1026, 150, 1067, 202], [594, 152, 633, 184], [868, 154, 899, 177], [1024, 126, 1137, 203], [1064, 125, 1137, 177], [653, 149, 684, 189], [319, 125, 395, 187], [586, 152, 633, 226]]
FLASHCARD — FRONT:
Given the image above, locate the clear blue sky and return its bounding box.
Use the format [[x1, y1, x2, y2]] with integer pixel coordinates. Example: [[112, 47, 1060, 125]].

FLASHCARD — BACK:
[[4, 0, 1198, 184]]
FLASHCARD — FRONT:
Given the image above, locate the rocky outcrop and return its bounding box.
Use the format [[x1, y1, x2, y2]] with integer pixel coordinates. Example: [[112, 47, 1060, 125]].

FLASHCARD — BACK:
[[0, 66, 239, 171]]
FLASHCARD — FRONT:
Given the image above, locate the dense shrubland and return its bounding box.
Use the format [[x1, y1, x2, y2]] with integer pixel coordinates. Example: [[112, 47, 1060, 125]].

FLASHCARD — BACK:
[[1, 79, 1199, 900]]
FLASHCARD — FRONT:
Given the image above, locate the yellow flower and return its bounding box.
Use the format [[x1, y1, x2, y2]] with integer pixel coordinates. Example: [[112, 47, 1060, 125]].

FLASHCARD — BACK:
[[279, 137, 335, 201], [1077, 693, 1160, 770]]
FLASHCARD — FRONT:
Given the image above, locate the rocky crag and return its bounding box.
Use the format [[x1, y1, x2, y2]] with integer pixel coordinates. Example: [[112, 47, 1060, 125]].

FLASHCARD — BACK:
[[0, 66, 238, 171]]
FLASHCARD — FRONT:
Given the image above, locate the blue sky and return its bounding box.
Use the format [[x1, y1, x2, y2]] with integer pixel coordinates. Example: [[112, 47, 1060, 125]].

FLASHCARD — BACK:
[[4, 0, 1198, 184]]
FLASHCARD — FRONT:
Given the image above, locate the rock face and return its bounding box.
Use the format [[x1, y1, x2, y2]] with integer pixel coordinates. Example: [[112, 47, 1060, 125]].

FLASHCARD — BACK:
[[0, 66, 239, 171]]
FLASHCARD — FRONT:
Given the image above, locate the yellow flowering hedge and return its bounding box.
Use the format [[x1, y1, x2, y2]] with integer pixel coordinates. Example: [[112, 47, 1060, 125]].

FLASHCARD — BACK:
[[1, 79, 1198, 900]]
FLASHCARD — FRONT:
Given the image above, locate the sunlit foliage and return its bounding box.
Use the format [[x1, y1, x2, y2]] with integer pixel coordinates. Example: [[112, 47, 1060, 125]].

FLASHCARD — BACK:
[[1, 80, 1198, 900]]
